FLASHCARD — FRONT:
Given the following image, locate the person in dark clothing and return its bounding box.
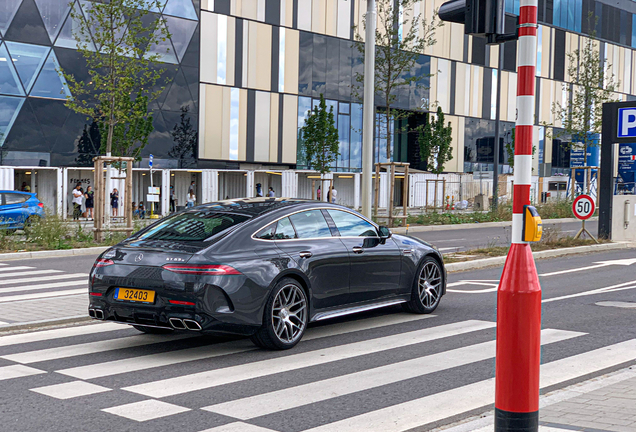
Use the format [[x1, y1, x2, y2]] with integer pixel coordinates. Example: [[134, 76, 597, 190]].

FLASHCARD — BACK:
[[84, 186, 94, 220], [110, 188, 119, 217]]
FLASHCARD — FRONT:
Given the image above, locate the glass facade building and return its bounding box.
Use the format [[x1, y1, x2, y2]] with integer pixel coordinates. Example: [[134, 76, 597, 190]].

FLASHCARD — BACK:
[[4, 0, 636, 173]]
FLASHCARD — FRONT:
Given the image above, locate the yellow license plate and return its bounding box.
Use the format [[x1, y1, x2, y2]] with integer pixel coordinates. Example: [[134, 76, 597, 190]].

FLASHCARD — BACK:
[[114, 288, 155, 303]]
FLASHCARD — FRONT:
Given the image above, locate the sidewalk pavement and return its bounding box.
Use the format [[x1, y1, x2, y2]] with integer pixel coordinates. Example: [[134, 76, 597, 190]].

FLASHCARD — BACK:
[[438, 366, 636, 432]]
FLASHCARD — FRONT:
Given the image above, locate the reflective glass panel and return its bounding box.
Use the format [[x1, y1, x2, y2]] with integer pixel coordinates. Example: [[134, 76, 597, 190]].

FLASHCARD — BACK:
[[337, 113, 350, 170], [0, 0, 22, 35], [289, 210, 332, 239], [278, 27, 285, 92], [0, 95, 25, 145], [34, 0, 71, 42], [30, 51, 72, 99], [164, 15, 197, 62], [350, 103, 362, 170], [145, 20, 178, 64], [0, 43, 25, 96], [5, 42, 49, 93], [229, 88, 239, 160], [217, 14, 226, 84], [55, 9, 95, 50], [274, 217, 297, 240], [327, 210, 377, 237], [162, 0, 197, 20]]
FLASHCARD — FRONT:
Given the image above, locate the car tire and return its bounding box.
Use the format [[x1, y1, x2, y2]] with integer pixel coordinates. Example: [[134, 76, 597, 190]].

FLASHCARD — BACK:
[[403, 256, 443, 314], [251, 278, 308, 350], [132, 325, 173, 335]]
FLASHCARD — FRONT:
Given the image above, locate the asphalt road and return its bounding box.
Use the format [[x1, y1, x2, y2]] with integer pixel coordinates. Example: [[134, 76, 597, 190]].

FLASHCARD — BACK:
[[409, 219, 599, 252], [0, 248, 635, 432]]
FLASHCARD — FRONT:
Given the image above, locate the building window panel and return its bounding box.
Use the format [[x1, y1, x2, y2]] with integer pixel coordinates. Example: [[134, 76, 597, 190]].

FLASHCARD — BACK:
[[536, 25, 542, 76], [298, 0, 312, 30], [350, 103, 363, 169], [337, 113, 350, 171], [279, 27, 285, 92], [312, 34, 327, 97], [30, 50, 71, 100], [217, 14, 227, 84], [298, 32, 313, 95], [491, 69, 497, 120], [229, 88, 239, 160], [0, 95, 25, 146]]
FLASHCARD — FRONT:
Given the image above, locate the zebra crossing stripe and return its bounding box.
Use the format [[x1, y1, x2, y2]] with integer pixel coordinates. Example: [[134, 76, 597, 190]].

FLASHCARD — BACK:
[[122, 320, 496, 398], [1, 333, 193, 364], [0, 322, 124, 348], [0, 280, 87, 295], [0, 266, 35, 271], [0, 269, 64, 278], [0, 289, 87, 303], [30, 381, 110, 399], [58, 314, 436, 380], [0, 274, 88, 286], [202, 328, 585, 420], [198, 423, 279, 432], [299, 338, 636, 432], [102, 400, 191, 422], [0, 364, 46, 381]]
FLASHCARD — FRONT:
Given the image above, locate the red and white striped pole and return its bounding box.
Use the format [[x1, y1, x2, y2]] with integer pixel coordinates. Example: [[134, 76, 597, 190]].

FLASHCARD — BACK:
[[494, 0, 542, 430]]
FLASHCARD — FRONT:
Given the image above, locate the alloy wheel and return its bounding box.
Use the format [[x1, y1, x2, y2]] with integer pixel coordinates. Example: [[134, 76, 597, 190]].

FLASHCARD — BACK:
[[418, 261, 442, 308], [272, 284, 307, 344]]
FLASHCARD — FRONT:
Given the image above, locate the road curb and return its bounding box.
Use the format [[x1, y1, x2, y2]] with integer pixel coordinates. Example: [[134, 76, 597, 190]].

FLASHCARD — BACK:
[[0, 246, 108, 261], [392, 217, 598, 234], [445, 241, 635, 273], [0, 316, 92, 334]]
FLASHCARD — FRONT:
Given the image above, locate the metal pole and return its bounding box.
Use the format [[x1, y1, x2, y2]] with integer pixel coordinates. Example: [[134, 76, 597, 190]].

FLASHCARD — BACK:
[[493, 45, 504, 210], [495, 2, 542, 431], [361, 0, 376, 219]]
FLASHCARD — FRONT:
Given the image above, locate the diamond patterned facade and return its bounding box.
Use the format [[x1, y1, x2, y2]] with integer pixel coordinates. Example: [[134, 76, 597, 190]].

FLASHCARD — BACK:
[[0, 0, 199, 167]]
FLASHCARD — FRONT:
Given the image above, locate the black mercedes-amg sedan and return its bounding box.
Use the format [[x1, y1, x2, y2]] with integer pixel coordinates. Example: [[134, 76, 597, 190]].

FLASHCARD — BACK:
[[88, 198, 446, 349]]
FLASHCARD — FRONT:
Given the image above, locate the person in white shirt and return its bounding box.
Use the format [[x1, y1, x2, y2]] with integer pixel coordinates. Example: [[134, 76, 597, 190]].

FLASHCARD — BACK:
[[72, 183, 83, 220], [187, 191, 196, 207], [268, 187, 275, 197], [330, 187, 337, 203]]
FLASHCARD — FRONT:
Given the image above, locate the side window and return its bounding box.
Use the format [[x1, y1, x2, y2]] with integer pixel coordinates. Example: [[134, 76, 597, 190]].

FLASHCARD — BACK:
[[255, 224, 275, 240], [274, 217, 297, 240], [288, 210, 332, 239], [5, 194, 27, 205], [327, 210, 378, 237]]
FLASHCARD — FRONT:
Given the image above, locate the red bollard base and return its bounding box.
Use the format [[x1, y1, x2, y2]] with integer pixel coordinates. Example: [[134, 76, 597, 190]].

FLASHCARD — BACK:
[[495, 243, 542, 432], [495, 408, 539, 432]]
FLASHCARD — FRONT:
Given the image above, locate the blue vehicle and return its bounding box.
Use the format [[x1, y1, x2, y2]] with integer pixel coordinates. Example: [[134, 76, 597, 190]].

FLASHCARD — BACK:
[[0, 191, 45, 230]]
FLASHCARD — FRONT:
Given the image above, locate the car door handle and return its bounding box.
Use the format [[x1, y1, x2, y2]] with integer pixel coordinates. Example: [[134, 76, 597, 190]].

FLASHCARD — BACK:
[[299, 251, 313, 258], [352, 247, 364, 254]]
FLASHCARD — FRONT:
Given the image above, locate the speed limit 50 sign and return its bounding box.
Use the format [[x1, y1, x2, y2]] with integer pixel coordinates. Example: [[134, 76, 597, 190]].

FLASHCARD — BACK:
[[572, 194, 595, 220]]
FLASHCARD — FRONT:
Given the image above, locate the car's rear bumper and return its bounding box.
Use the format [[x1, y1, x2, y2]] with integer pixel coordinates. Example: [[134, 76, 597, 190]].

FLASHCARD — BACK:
[[88, 296, 260, 336]]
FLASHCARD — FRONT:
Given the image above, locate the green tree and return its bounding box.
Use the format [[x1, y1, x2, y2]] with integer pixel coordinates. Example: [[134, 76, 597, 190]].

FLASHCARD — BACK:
[[168, 105, 197, 168], [99, 92, 154, 162], [61, 0, 171, 159], [300, 95, 340, 175], [550, 26, 618, 165], [418, 106, 453, 175], [354, 0, 442, 161]]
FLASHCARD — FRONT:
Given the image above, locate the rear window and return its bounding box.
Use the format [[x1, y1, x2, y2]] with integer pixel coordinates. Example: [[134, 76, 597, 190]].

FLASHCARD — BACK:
[[4, 193, 28, 205], [136, 212, 250, 242]]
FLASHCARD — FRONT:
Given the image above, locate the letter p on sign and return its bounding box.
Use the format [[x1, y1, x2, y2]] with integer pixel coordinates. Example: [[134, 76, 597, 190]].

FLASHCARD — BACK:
[[618, 108, 636, 138]]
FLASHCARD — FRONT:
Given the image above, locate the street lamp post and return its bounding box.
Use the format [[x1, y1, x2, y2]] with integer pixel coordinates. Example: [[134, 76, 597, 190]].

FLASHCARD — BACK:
[[361, 0, 376, 219]]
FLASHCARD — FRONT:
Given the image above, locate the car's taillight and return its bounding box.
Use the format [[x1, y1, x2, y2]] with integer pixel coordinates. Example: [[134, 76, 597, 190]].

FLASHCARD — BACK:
[[89, 292, 103, 297], [37, 203, 44, 208], [168, 300, 195, 306], [162, 264, 242, 275], [95, 258, 114, 267]]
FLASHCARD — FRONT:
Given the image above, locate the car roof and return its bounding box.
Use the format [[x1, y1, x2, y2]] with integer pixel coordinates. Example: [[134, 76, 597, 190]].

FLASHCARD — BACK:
[[195, 198, 335, 218]]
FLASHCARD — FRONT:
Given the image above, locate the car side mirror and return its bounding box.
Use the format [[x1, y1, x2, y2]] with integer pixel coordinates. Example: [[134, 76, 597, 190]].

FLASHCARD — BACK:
[[378, 226, 392, 239]]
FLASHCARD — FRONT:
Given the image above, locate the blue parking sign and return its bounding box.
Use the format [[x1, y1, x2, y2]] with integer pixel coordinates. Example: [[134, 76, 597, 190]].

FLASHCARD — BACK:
[[617, 108, 636, 138]]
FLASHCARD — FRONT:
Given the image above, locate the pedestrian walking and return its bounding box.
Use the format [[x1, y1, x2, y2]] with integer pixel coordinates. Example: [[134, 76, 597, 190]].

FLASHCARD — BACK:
[[330, 186, 337, 203], [317, 186, 321, 200], [188, 181, 195, 196], [187, 191, 196, 208], [268, 187, 275, 197], [110, 188, 119, 217], [170, 185, 175, 212], [256, 183, 263, 197], [72, 183, 83, 220], [84, 186, 94, 220]]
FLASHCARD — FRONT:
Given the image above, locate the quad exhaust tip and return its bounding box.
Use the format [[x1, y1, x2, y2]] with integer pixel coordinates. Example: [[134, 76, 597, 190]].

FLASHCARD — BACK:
[[89, 309, 105, 320], [169, 317, 201, 331]]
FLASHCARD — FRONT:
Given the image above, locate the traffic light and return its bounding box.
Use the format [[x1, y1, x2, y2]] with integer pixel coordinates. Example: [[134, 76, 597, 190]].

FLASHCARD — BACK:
[[438, 0, 515, 43]]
